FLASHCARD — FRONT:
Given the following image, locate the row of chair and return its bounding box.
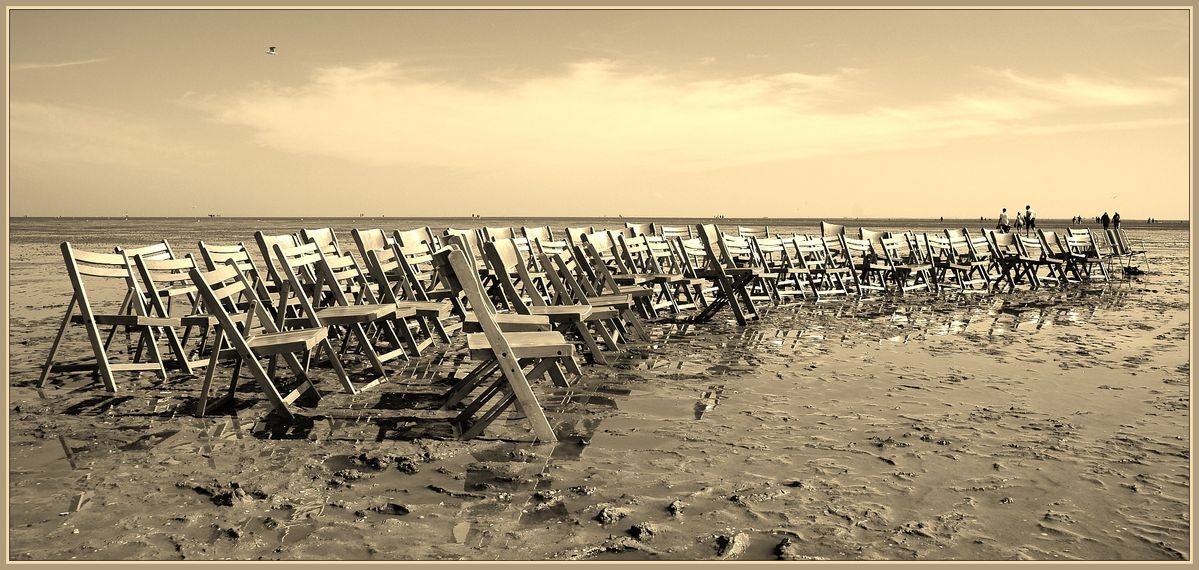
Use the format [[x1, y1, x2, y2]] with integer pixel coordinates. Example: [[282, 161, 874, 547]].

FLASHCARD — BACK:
[[37, 221, 1147, 442]]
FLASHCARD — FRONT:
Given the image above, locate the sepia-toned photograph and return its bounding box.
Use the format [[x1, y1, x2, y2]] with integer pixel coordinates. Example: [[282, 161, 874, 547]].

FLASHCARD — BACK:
[[5, 4, 1192, 562]]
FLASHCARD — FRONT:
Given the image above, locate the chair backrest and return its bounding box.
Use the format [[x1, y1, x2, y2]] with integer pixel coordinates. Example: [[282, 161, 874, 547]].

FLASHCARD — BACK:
[[821, 222, 846, 238], [443, 227, 487, 265], [483, 239, 541, 310], [792, 236, 833, 270], [198, 240, 272, 302], [564, 226, 595, 247], [879, 235, 914, 266], [859, 228, 887, 255], [1064, 234, 1098, 257], [659, 225, 692, 239], [133, 252, 203, 318], [753, 236, 793, 268], [188, 261, 277, 356], [300, 227, 341, 256], [430, 242, 498, 315], [839, 236, 874, 267], [624, 222, 656, 237], [1038, 229, 1066, 257], [522, 226, 555, 246], [672, 236, 708, 278], [482, 226, 516, 241], [926, 234, 955, 264], [117, 240, 175, 263], [351, 228, 394, 263], [696, 224, 734, 273], [1016, 233, 1046, 259], [644, 234, 682, 274], [987, 230, 1019, 257], [616, 233, 655, 274], [720, 233, 757, 266], [255, 231, 302, 286], [394, 226, 439, 250], [738, 225, 769, 239], [364, 241, 420, 305], [60, 242, 150, 319]]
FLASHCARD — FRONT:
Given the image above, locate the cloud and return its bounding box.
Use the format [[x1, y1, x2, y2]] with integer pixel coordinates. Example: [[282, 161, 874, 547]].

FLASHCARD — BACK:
[[12, 57, 109, 71], [10, 102, 198, 172], [212, 61, 1186, 175], [993, 69, 1182, 107]]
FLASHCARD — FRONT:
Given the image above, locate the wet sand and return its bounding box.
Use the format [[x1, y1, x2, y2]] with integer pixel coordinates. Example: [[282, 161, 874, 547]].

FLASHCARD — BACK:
[[6, 220, 1190, 560]]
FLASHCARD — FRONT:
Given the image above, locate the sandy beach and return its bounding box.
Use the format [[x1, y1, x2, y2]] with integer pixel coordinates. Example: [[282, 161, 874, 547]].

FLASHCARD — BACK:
[[6, 218, 1190, 561]]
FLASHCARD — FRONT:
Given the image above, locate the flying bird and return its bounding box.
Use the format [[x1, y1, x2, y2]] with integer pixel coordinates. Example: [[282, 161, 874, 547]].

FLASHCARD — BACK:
[[266, 46, 277, 56]]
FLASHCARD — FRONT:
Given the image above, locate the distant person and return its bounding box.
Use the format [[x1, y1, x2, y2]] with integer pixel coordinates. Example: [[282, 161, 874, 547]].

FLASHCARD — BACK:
[[1101, 212, 1111, 230], [1024, 205, 1036, 236], [1014, 211, 1024, 231], [998, 208, 1010, 233], [1112, 212, 1121, 229]]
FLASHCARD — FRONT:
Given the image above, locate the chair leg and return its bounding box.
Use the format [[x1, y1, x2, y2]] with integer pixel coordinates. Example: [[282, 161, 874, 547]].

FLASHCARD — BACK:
[[196, 327, 227, 417], [38, 297, 77, 388]]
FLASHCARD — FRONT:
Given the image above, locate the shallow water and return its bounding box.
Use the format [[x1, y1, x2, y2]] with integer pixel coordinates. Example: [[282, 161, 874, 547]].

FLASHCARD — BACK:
[[6, 218, 1190, 560]]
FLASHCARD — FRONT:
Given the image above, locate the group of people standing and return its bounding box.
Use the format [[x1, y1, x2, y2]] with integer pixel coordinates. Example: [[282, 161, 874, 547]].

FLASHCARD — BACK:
[[997, 205, 1036, 235]]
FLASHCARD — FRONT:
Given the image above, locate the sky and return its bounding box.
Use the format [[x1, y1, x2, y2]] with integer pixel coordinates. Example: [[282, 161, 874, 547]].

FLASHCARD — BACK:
[[7, 8, 1191, 219]]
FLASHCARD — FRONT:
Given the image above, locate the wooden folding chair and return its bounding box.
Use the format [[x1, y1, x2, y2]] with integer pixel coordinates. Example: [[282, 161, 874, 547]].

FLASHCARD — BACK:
[[39, 243, 172, 391], [254, 231, 304, 302], [1115, 228, 1149, 270], [188, 260, 327, 419], [987, 230, 1037, 291], [1061, 233, 1111, 282], [792, 236, 851, 299], [1037, 230, 1083, 283], [275, 241, 418, 393], [616, 232, 706, 314], [875, 235, 932, 294], [534, 238, 651, 341], [431, 245, 582, 442], [750, 235, 808, 302], [1106, 228, 1150, 273], [132, 252, 219, 375], [685, 224, 763, 325], [198, 240, 292, 319], [1015, 232, 1066, 288], [716, 232, 781, 306], [928, 235, 980, 292], [485, 239, 622, 365], [578, 230, 659, 319], [839, 236, 888, 296], [361, 241, 458, 344]]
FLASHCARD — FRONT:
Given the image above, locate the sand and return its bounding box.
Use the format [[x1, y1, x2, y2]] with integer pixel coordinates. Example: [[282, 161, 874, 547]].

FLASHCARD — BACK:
[[6, 220, 1190, 561]]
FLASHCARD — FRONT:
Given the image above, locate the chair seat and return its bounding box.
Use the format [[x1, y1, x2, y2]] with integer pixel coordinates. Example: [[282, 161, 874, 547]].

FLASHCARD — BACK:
[[588, 294, 633, 308], [315, 304, 411, 325], [527, 305, 594, 320], [81, 314, 179, 327], [247, 327, 328, 355], [617, 285, 653, 297], [463, 312, 551, 333], [466, 331, 574, 360], [394, 300, 452, 317]]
